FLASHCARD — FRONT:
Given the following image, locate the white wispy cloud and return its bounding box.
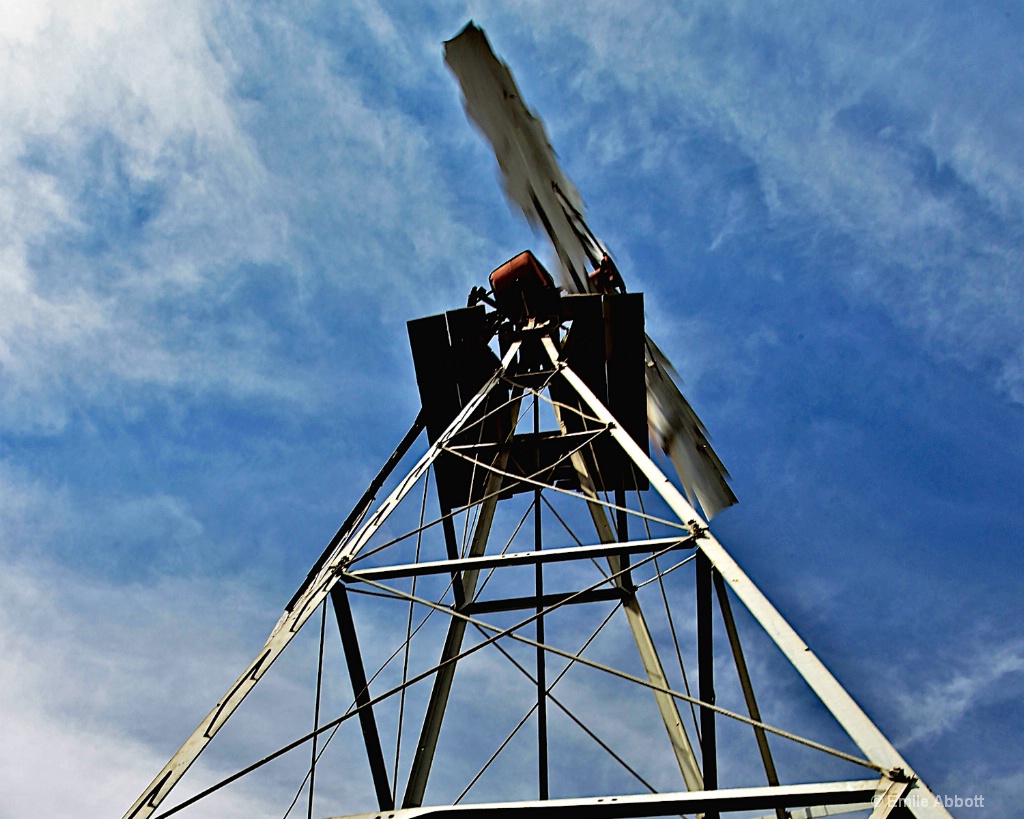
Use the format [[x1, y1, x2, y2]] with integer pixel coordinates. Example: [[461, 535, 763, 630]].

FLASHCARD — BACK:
[[0, 546, 274, 818], [896, 639, 1024, 747], [0, 457, 394, 817], [0, 1, 506, 435], [0, 0, 298, 431]]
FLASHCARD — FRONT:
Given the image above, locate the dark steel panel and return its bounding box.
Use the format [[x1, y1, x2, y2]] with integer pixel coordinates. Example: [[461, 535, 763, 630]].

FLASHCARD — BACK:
[[445, 306, 500, 410], [605, 292, 649, 466], [408, 307, 507, 510], [552, 293, 648, 491], [558, 295, 607, 416], [408, 313, 462, 443]]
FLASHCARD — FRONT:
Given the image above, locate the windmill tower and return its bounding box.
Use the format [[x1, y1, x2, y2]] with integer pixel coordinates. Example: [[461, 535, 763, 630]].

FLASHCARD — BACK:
[[123, 24, 954, 819]]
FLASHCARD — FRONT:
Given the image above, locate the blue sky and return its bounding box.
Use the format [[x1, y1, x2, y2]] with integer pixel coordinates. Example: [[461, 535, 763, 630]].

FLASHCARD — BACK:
[[1, 2, 1022, 817]]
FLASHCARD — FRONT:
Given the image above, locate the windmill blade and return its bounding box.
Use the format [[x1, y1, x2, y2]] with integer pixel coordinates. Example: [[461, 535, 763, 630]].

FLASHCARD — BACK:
[[444, 22, 597, 293], [445, 21, 737, 519], [645, 338, 738, 519]]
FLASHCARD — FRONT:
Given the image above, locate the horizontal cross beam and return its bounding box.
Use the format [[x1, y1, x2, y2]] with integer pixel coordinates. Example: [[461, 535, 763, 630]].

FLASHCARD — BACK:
[[331, 779, 883, 819], [463, 587, 626, 615], [344, 536, 694, 582]]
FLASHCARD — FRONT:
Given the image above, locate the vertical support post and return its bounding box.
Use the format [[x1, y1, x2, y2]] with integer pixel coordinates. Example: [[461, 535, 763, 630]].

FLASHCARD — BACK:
[[307, 601, 326, 819], [534, 395, 549, 800], [331, 587, 394, 811], [551, 396, 703, 792], [614, 487, 629, 541], [403, 455, 512, 806], [714, 572, 786, 819], [614, 486, 632, 588], [402, 386, 523, 808], [697, 550, 718, 811], [440, 509, 466, 609]]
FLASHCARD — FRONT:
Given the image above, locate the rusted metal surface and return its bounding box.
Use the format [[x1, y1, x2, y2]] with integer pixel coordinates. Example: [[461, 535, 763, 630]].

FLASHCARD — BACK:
[[408, 306, 509, 511], [489, 250, 559, 325], [553, 293, 649, 490]]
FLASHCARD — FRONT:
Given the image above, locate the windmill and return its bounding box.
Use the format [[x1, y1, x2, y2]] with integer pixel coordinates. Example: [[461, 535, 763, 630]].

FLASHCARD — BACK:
[[123, 22, 953, 819]]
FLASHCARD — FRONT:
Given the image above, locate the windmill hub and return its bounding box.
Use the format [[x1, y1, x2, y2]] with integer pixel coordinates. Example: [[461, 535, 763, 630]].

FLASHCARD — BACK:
[[488, 250, 560, 327], [408, 250, 649, 513]]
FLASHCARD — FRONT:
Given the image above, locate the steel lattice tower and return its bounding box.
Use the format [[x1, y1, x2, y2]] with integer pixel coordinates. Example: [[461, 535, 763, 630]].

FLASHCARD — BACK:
[[124, 265, 952, 819]]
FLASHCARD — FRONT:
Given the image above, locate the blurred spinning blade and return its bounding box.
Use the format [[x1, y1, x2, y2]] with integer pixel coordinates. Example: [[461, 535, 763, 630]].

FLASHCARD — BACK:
[[445, 22, 736, 519]]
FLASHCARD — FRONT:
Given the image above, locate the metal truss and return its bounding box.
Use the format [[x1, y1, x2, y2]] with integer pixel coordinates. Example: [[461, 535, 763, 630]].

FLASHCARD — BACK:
[[124, 327, 952, 819]]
